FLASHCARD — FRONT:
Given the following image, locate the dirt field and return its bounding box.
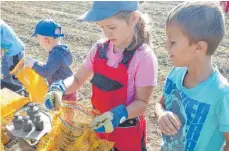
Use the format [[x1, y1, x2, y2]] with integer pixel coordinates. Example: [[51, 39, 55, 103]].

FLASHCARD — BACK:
[[1, 1, 229, 150]]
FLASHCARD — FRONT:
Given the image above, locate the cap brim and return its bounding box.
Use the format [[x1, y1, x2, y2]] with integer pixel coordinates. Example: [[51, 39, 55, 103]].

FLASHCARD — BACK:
[[77, 9, 118, 22], [31, 33, 37, 37]]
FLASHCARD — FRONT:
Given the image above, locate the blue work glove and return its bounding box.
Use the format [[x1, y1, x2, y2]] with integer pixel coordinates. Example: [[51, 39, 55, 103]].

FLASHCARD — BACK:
[[89, 104, 128, 133], [44, 80, 66, 110]]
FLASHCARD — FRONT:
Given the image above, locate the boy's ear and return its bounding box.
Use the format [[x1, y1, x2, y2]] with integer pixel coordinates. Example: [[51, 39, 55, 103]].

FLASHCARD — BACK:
[[44, 37, 50, 44], [196, 41, 208, 54]]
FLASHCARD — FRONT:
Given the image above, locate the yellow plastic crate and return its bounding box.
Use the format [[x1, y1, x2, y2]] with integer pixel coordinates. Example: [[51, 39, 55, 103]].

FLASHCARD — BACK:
[[0, 88, 30, 119]]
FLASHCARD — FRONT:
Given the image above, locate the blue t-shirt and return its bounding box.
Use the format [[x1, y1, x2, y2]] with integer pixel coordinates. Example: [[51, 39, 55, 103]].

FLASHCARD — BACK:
[[162, 67, 229, 151], [0, 20, 24, 56]]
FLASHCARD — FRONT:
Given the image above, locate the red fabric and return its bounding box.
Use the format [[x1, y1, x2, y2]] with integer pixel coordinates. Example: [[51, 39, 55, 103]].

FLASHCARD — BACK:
[[91, 41, 146, 151], [226, 1, 229, 13], [222, 1, 229, 13]]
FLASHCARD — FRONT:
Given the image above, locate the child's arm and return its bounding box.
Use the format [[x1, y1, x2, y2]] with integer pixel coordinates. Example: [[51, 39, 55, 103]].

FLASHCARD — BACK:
[[155, 96, 181, 135], [63, 42, 97, 94], [155, 96, 166, 119], [63, 65, 93, 94], [32, 51, 63, 78], [224, 132, 229, 151], [126, 86, 153, 119], [89, 85, 154, 133]]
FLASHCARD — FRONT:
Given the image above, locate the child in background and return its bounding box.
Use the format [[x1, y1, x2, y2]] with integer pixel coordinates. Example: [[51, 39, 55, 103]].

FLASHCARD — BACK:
[[1, 19, 25, 83], [24, 19, 79, 102], [154, 2, 229, 151]]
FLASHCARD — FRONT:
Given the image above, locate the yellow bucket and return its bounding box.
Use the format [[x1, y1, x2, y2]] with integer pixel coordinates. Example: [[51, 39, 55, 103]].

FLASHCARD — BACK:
[[10, 59, 48, 103]]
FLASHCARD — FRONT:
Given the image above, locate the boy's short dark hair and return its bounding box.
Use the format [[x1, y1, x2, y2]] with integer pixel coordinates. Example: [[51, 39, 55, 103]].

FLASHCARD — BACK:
[[166, 2, 225, 55]]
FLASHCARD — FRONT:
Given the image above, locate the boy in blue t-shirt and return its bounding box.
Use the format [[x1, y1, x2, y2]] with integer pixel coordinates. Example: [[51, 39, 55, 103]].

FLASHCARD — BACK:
[[154, 2, 229, 151], [1, 19, 25, 83]]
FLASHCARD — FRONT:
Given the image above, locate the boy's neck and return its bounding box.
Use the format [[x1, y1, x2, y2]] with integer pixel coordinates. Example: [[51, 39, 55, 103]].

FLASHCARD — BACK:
[[48, 40, 62, 52], [184, 56, 213, 88]]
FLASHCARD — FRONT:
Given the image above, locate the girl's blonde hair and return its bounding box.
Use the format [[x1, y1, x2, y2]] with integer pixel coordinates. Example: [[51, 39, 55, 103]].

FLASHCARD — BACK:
[[115, 11, 151, 50]]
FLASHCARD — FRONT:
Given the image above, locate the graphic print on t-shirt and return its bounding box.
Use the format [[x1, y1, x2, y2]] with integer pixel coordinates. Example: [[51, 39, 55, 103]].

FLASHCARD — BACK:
[[162, 78, 210, 151]]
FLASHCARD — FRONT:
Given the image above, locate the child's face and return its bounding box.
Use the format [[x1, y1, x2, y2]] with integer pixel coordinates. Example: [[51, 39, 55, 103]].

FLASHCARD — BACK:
[[165, 24, 198, 67], [36, 35, 51, 51], [97, 15, 135, 48]]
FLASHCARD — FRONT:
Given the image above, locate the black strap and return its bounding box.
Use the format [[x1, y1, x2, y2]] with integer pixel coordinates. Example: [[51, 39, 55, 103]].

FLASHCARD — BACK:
[[97, 40, 140, 68], [121, 43, 142, 67], [98, 41, 110, 59], [120, 49, 136, 67], [118, 117, 139, 127]]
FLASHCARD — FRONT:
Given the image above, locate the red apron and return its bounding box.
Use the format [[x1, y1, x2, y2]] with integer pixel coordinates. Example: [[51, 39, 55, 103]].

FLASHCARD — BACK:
[[222, 1, 229, 13], [91, 41, 146, 151], [226, 1, 229, 13]]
